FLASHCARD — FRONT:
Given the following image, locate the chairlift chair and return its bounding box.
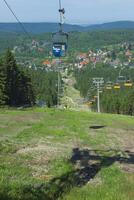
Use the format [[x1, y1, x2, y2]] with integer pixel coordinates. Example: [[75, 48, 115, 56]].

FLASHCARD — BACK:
[[85, 101, 93, 106], [91, 99, 95, 103], [52, 31, 68, 57], [94, 96, 98, 99], [106, 86, 112, 90], [114, 83, 121, 89], [106, 81, 113, 90], [124, 80, 133, 87]]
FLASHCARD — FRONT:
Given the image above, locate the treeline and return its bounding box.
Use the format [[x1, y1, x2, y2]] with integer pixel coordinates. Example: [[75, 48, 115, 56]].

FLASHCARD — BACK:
[[101, 88, 134, 115], [0, 32, 26, 53], [0, 50, 35, 106]]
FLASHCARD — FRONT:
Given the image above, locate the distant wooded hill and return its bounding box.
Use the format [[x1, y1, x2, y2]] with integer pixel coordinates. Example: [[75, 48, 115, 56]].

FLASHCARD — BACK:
[[1, 21, 134, 33]]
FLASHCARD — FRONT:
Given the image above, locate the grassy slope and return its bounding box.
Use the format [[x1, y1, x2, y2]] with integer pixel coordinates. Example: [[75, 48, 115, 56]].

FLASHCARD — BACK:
[[0, 108, 134, 200]]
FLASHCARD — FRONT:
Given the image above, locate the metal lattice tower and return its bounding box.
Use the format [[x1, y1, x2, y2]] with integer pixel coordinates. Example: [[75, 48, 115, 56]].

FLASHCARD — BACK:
[[92, 78, 104, 113]]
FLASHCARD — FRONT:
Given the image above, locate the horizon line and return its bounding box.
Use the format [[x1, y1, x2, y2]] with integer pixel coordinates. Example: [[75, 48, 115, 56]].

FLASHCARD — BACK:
[[0, 20, 134, 26]]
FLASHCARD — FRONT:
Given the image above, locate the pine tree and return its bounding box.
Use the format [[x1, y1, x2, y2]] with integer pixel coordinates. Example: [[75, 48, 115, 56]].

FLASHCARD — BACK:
[[4, 49, 19, 106], [18, 70, 35, 106], [4, 49, 35, 106]]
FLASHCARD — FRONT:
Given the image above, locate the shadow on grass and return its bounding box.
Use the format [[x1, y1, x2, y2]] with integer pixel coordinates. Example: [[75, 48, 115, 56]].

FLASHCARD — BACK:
[[89, 125, 106, 129], [1, 148, 134, 200]]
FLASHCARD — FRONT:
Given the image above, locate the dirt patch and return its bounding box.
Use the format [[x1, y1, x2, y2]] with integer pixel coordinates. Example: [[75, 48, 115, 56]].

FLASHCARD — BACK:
[[0, 113, 43, 124], [105, 127, 134, 151], [13, 113, 43, 122], [16, 140, 79, 177], [17, 143, 64, 155], [88, 176, 102, 186], [105, 131, 134, 174], [0, 125, 8, 128], [121, 164, 134, 173]]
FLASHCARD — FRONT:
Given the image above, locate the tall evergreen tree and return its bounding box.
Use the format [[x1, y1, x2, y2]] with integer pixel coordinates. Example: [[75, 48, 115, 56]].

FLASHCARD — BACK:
[[4, 49, 19, 106], [4, 49, 35, 106], [18, 70, 35, 106]]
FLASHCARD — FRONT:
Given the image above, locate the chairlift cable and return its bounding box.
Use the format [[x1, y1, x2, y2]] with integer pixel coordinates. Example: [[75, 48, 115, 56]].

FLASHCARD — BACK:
[[2, 0, 38, 69], [3, 0, 33, 41]]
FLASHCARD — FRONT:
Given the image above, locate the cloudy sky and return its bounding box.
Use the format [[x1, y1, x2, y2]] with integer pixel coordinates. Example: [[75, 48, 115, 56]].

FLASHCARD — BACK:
[[0, 0, 134, 24]]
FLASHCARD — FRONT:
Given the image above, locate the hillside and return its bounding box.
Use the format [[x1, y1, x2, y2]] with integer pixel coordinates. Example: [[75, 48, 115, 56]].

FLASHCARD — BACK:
[[0, 108, 134, 200], [1, 21, 134, 33], [1, 29, 134, 55], [85, 21, 134, 31], [0, 22, 83, 34]]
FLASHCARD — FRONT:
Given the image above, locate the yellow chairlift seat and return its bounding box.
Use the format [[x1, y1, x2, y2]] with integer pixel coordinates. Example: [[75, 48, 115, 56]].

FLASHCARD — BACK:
[[106, 86, 112, 90], [106, 81, 113, 90], [94, 96, 98, 99], [114, 83, 121, 89], [124, 80, 133, 87], [86, 101, 93, 106]]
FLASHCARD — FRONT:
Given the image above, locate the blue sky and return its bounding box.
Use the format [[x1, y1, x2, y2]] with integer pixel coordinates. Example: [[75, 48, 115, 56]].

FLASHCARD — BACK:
[[0, 0, 134, 24]]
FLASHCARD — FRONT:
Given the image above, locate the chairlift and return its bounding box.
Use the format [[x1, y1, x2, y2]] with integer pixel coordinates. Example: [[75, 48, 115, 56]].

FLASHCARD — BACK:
[[114, 83, 121, 89], [94, 96, 98, 99], [52, 1, 68, 58], [52, 31, 68, 57], [85, 101, 93, 106], [91, 99, 95, 103], [106, 86, 112, 90], [106, 81, 113, 90], [124, 80, 133, 87]]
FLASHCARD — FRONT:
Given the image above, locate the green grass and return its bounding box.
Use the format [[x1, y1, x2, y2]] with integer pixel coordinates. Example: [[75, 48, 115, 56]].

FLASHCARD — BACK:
[[0, 108, 134, 199]]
